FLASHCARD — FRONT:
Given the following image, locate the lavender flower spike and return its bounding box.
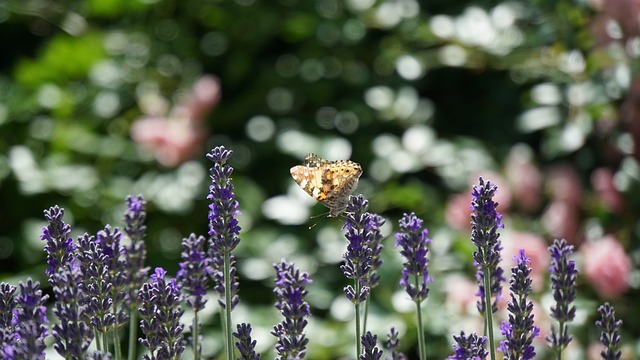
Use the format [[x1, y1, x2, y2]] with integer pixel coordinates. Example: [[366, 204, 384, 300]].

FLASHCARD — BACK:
[[41, 206, 74, 277], [449, 331, 488, 360], [360, 332, 383, 360], [341, 195, 375, 305], [11, 279, 49, 360], [272, 261, 311, 360], [470, 177, 505, 315], [596, 303, 622, 360], [0, 283, 17, 351], [546, 239, 578, 354], [206, 146, 241, 310], [386, 327, 405, 360], [123, 194, 149, 307], [234, 323, 261, 360], [395, 212, 432, 303], [498, 250, 540, 360], [138, 267, 185, 360]]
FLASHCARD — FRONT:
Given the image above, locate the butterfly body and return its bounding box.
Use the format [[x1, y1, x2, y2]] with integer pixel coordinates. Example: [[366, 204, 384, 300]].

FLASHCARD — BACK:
[[290, 154, 362, 217]]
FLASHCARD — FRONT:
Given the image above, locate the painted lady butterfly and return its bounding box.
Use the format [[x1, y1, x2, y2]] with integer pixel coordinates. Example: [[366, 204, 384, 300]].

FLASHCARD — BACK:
[[290, 153, 363, 217]]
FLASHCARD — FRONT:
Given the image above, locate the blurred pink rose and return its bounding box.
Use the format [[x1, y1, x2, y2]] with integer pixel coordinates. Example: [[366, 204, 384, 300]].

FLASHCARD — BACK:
[[501, 232, 549, 291], [445, 193, 471, 231], [542, 200, 580, 245], [504, 146, 542, 213], [131, 75, 220, 167], [591, 167, 625, 214], [581, 235, 631, 298], [443, 274, 478, 314], [547, 165, 582, 206]]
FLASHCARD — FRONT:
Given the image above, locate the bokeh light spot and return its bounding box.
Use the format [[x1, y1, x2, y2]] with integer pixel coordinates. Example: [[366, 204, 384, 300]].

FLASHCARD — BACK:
[[246, 115, 276, 142]]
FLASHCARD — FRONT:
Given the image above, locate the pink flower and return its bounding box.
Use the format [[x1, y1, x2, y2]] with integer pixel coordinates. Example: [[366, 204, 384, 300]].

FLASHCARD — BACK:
[[504, 146, 542, 213], [546, 165, 582, 206], [131, 75, 220, 167], [443, 274, 478, 314], [581, 235, 631, 298], [500, 232, 549, 292], [445, 193, 471, 231], [542, 200, 580, 245], [591, 167, 624, 213]]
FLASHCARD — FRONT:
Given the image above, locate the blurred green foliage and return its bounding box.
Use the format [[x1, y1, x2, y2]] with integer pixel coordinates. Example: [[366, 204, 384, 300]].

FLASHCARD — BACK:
[[1, 0, 639, 358]]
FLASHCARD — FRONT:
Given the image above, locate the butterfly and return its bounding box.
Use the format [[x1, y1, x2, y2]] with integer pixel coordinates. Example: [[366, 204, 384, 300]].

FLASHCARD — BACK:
[[290, 153, 363, 218]]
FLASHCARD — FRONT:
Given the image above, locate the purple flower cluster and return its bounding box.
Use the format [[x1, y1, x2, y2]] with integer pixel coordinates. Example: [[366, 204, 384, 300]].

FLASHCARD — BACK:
[[6, 279, 49, 360], [341, 195, 378, 304], [470, 177, 505, 314], [177, 233, 211, 312], [546, 238, 578, 353], [234, 323, 261, 360], [360, 331, 383, 360], [41, 206, 94, 357], [138, 267, 185, 360], [207, 146, 241, 310], [498, 250, 540, 360], [386, 327, 405, 360], [449, 331, 488, 360], [596, 303, 622, 360], [272, 260, 312, 360], [395, 212, 432, 303], [123, 194, 149, 307]]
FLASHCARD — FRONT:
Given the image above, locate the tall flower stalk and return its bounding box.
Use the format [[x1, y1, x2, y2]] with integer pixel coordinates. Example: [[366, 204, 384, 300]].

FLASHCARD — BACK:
[[341, 195, 375, 359], [272, 261, 311, 359], [138, 267, 185, 360], [470, 177, 505, 360], [41, 206, 93, 358], [363, 214, 384, 335], [207, 146, 241, 360], [11, 279, 49, 359], [395, 212, 431, 360], [547, 239, 578, 359], [177, 234, 211, 360], [498, 250, 539, 360], [596, 302, 622, 360], [123, 195, 149, 360]]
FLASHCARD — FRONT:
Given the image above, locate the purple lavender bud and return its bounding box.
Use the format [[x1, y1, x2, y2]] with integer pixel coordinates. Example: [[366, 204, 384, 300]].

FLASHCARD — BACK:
[[234, 323, 261, 360], [40, 206, 74, 277], [76, 233, 116, 332], [272, 261, 311, 360], [95, 226, 129, 328], [470, 177, 505, 314], [386, 327, 405, 360], [50, 267, 94, 357], [546, 239, 578, 353], [177, 233, 211, 312], [449, 331, 488, 360], [395, 212, 431, 303], [12, 279, 49, 360], [40, 206, 94, 357], [123, 195, 149, 307], [366, 214, 385, 289], [596, 303, 622, 360], [0, 283, 17, 348], [206, 146, 241, 310], [360, 332, 383, 360], [138, 267, 185, 360], [341, 195, 375, 304], [498, 250, 540, 360]]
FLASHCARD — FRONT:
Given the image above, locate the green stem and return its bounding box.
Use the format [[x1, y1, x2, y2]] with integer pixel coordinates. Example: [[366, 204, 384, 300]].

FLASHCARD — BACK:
[[556, 321, 565, 360], [112, 329, 121, 360], [354, 280, 361, 359], [193, 311, 201, 360], [128, 312, 138, 360], [483, 263, 496, 360], [102, 331, 109, 354], [415, 301, 426, 360], [224, 251, 234, 360], [362, 297, 369, 336]]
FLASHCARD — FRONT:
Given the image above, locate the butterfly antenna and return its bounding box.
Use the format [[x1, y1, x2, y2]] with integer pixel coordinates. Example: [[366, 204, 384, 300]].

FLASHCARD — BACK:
[[308, 212, 330, 229]]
